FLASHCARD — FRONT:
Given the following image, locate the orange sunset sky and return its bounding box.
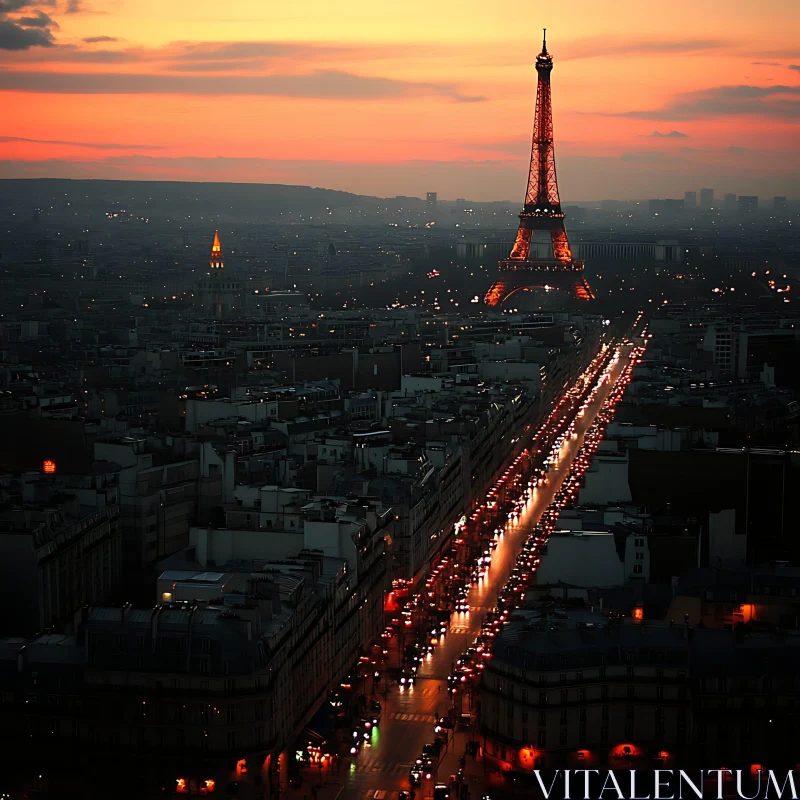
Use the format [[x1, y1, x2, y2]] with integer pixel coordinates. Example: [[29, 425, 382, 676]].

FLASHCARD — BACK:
[[1, 0, 798, 200]]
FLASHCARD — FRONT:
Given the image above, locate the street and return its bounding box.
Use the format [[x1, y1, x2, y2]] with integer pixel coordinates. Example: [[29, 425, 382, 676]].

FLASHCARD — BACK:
[[336, 344, 634, 800]]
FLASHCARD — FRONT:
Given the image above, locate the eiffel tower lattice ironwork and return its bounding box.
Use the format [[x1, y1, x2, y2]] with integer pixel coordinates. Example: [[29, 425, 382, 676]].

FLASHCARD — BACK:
[[485, 31, 594, 306]]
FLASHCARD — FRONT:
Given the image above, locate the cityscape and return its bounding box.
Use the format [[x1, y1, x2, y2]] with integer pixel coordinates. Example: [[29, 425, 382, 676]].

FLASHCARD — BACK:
[[0, 2, 799, 800]]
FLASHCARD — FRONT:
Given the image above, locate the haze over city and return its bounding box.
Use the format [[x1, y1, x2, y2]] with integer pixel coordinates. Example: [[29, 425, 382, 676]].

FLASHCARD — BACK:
[[1, 2, 800, 800], [1, 0, 798, 199]]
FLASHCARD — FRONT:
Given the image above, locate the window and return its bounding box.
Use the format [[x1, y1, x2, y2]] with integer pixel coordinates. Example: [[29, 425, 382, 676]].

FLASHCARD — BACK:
[[636, 552, 644, 561], [538, 730, 547, 748], [635, 538, 644, 547], [600, 724, 609, 741], [578, 689, 586, 702], [538, 691, 548, 705], [602, 705, 609, 721], [227, 731, 237, 751], [560, 709, 567, 724], [538, 711, 546, 727], [560, 690, 568, 704], [633, 565, 643, 574], [560, 729, 567, 745]]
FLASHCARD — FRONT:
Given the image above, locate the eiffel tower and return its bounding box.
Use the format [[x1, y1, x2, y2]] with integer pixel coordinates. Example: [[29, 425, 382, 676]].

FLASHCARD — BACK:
[[485, 31, 594, 306]]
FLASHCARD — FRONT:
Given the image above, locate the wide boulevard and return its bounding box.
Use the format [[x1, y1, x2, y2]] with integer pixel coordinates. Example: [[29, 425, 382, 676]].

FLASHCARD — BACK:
[[335, 342, 635, 800]]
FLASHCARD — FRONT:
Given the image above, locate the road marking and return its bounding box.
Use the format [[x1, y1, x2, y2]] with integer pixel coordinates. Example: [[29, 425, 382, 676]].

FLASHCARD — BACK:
[[387, 711, 436, 723], [356, 758, 414, 777], [449, 626, 469, 634]]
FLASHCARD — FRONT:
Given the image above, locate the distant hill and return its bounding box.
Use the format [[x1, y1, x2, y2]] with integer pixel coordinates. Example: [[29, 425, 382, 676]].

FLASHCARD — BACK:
[[0, 178, 405, 223]]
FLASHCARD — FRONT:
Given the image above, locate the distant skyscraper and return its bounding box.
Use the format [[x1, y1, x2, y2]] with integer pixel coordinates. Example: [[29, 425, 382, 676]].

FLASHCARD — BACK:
[[426, 192, 437, 215], [649, 199, 684, 214], [684, 191, 697, 208], [724, 193, 737, 210], [700, 188, 714, 208], [738, 196, 758, 213], [773, 196, 787, 210]]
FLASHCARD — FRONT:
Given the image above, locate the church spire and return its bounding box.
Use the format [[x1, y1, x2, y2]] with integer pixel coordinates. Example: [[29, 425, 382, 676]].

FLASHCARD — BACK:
[[210, 229, 224, 269]]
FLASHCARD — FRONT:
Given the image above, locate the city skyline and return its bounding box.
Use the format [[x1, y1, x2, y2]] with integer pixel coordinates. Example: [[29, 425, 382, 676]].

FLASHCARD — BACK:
[[1, 0, 798, 200]]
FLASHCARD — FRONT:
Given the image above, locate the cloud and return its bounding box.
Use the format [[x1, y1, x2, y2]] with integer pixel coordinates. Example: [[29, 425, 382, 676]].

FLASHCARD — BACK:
[[166, 59, 261, 73], [790, 65, 800, 71], [620, 151, 680, 163], [751, 61, 781, 66], [65, 0, 83, 11], [17, 10, 57, 27], [646, 130, 689, 138], [618, 84, 800, 120], [559, 36, 729, 61], [0, 68, 486, 101], [28, 46, 136, 62], [0, 134, 162, 149], [0, 0, 54, 10], [0, 17, 55, 49], [173, 40, 344, 61], [0, 38, 415, 66]]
